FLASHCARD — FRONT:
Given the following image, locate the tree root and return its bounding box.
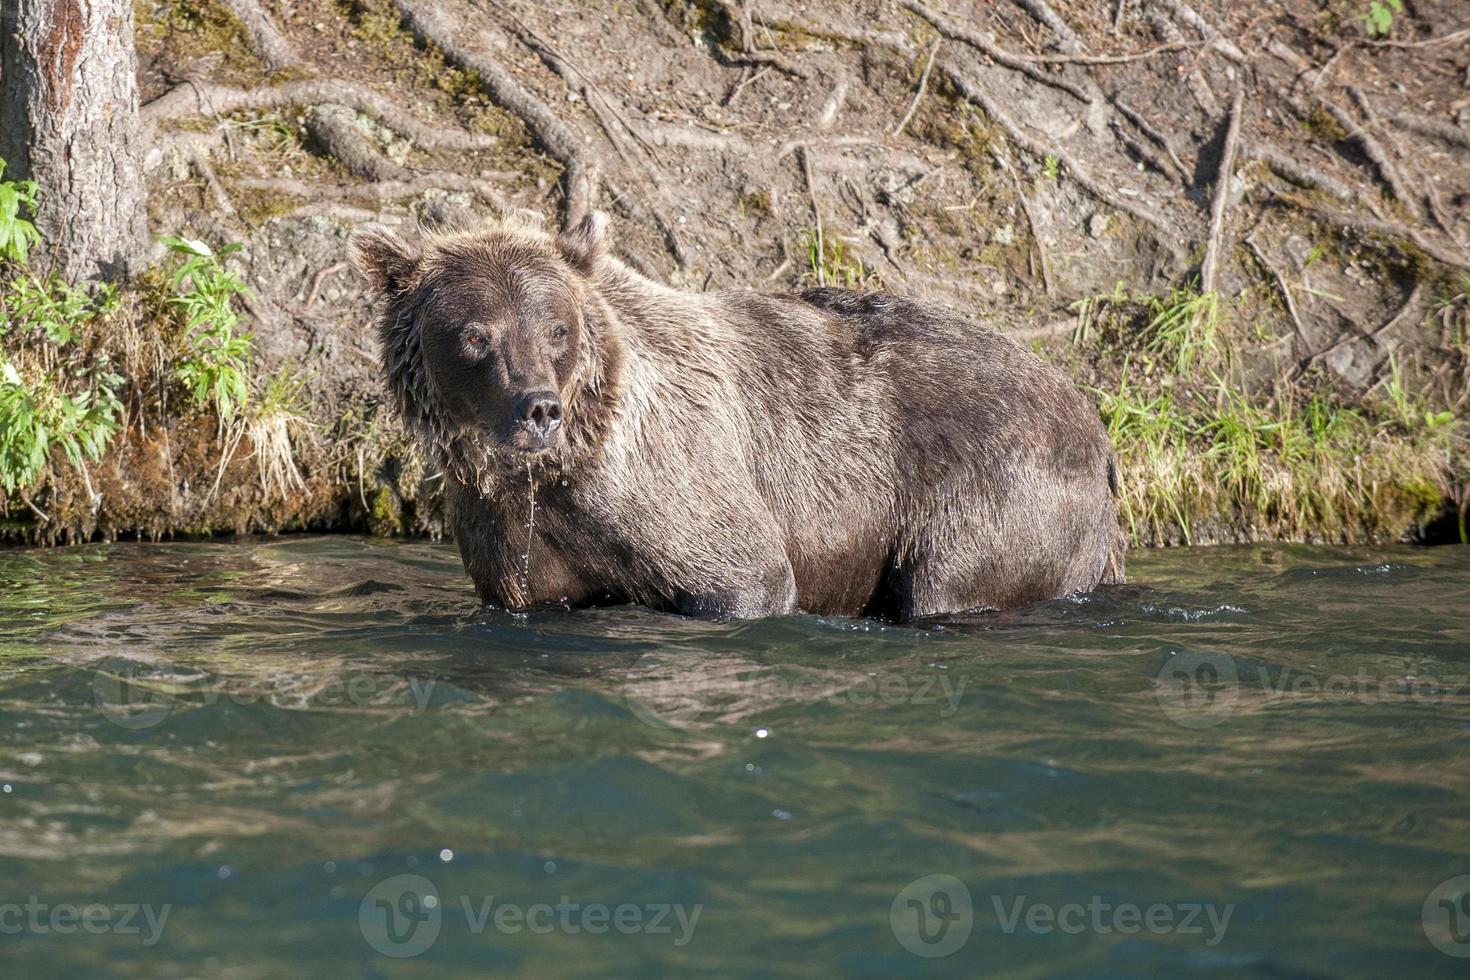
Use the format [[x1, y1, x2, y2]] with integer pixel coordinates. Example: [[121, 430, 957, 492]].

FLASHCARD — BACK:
[[1389, 111, 1470, 150], [1308, 209, 1470, 274], [709, 0, 811, 78], [904, 2, 1091, 103], [1201, 86, 1244, 294], [486, 1, 687, 264], [305, 104, 407, 182], [219, 0, 300, 74], [233, 174, 511, 207], [751, 9, 913, 54], [143, 79, 500, 153], [189, 146, 241, 222], [1109, 118, 1186, 185], [1243, 233, 1308, 364], [1148, 10, 1220, 114], [893, 40, 941, 137], [1341, 87, 1422, 221], [391, 0, 594, 225], [1158, 0, 1246, 64], [1004, 40, 1196, 66], [940, 59, 1181, 254], [992, 147, 1053, 295], [1368, 28, 1470, 49], [1007, 0, 1083, 52], [1242, 143, 1354, 202], [1113, 99, 1190, 179]]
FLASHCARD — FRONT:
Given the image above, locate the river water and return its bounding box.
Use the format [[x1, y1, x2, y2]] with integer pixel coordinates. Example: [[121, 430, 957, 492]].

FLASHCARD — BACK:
[[1, 537, 1468, 977]]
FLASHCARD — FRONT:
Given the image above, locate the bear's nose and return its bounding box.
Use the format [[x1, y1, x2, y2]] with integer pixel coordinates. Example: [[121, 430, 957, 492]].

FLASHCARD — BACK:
[[515, 390, 563, 439]]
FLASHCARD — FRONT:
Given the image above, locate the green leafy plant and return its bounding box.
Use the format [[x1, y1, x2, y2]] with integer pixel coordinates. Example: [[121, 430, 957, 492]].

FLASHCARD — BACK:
[[1363, 0, 1403, 37], [162, 236, 254, 420], [1, 275, 115, 345], [0, 358, 121, 496], [0, 158, 41, 265], [0, 158, 125, 499]]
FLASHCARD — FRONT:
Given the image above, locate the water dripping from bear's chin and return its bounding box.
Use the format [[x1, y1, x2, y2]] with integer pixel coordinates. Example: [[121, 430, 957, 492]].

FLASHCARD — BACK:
[[521, 460, 537, 600]]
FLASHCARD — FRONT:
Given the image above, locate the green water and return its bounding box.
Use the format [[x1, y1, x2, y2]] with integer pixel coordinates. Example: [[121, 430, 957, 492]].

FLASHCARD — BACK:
[[1, 538, 1469, 977]]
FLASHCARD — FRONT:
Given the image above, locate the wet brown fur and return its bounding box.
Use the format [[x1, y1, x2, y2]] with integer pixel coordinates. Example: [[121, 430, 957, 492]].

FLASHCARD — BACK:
[[351, 213, 1125, 620]]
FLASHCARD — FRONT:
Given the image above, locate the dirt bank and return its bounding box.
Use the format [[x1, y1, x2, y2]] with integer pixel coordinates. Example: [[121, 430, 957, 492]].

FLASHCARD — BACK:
[[2, 0, 1468, 545]]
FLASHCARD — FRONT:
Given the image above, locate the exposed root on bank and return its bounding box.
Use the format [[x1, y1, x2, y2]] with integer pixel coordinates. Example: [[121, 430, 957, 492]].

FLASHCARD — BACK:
[[1200, 86, 1244, 295], [219, 0, 300, 74], [939, 58, 1182, 256], [904, 2, 1092, 102], [1008, 0, 1084, 52], [233, 175, 511, 206], [144, 79, 500, 152], [391, 0, 595, 225]]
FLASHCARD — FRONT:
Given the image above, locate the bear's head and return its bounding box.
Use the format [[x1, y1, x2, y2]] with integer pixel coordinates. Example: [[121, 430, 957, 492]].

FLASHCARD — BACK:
[[350, 211, 619, 491]]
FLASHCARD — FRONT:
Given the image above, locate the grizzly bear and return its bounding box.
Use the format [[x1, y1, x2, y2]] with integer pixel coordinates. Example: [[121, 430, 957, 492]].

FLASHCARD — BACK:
[[351, 212, 1124, 620]]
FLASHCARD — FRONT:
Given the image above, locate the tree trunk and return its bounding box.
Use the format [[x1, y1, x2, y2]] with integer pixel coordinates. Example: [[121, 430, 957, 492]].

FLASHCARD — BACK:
[[0, 0, 149, 282]]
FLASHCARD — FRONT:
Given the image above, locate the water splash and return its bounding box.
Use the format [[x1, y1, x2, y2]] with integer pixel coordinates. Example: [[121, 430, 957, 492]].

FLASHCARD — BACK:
[[521, 460, 537, 599]]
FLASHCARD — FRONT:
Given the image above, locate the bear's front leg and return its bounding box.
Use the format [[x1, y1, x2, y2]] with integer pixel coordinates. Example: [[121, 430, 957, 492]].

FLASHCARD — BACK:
[[675, 559, 798, 619]]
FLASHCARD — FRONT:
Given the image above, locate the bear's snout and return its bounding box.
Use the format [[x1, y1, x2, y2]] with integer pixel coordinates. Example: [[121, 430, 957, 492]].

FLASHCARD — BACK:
[[514, 390, 564, 447]]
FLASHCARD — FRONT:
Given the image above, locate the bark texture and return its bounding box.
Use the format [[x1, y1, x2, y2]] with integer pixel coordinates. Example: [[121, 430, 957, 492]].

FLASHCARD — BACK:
[[0, 0, 149, 280]]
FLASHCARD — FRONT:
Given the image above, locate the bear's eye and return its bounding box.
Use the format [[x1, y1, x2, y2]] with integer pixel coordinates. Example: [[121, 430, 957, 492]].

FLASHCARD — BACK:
[[462, 331, 491, 359], [549, 323, 569, 342]]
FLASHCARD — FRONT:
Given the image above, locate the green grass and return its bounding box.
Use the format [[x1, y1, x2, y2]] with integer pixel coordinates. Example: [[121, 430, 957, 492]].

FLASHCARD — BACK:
[[1078, 281, 1462, 545], [1144, 288, 1222, 374], [800, 229, 871, 287]]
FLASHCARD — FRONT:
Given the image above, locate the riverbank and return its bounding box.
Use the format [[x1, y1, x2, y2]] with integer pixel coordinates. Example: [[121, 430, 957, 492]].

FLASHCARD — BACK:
[[2, 0, 1467, 545]]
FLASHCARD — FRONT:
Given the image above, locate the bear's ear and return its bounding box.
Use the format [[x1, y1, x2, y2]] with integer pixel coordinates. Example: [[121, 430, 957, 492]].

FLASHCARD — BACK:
[[556, 210, 608, 274], [350, 225, 421, 296]]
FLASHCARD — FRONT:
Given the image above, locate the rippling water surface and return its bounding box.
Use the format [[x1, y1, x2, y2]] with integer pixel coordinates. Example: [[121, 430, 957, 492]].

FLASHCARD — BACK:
[[2, 537, 1469, 977]]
